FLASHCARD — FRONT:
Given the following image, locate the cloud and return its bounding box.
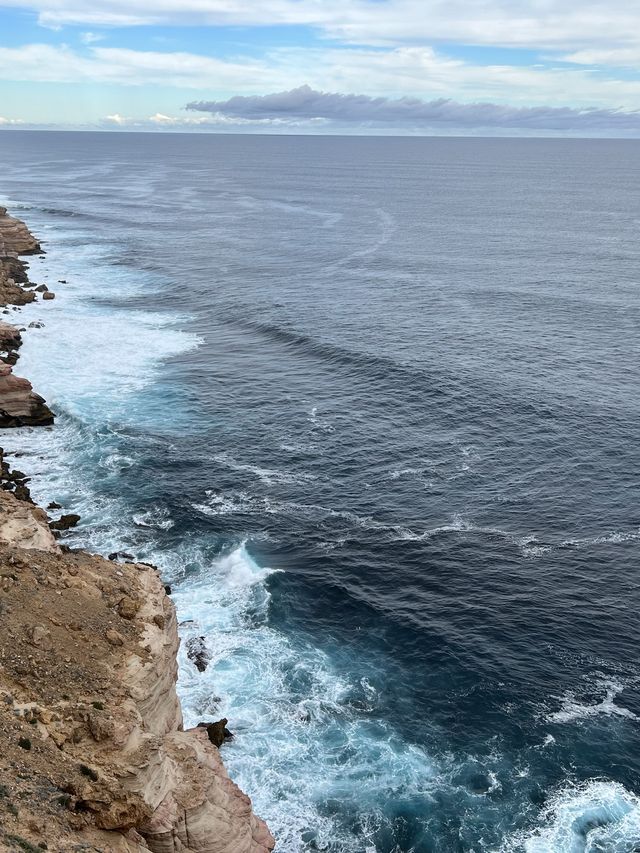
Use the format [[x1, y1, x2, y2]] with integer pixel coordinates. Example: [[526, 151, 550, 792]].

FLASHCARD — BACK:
[[3, 0, 640, 54], [280, 45, 640, 107], [104, 112, 128, 124], [80, 31, 105, 44], [0, 116, 24, 125], [0, 44, 282, 89], [148, 112, 213, 125], [3, 42, 640, 112], [561, 47, 640, 67], [3, 42, 640, 132], [187, 85, 640, 132]]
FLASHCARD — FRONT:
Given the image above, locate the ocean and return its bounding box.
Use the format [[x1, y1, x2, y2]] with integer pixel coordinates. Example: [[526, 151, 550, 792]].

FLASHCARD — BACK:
[[1, 130, 640, 852]]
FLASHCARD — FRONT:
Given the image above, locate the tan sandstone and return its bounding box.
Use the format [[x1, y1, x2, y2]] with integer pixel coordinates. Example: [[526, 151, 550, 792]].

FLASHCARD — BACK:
[[0, 490, 274, 853]]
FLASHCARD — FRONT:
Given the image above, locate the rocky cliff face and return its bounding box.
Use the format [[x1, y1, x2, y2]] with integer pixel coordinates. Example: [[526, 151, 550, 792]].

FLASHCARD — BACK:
[[0, 206, 42, 255], [0, 488, 274, 853], [0, 208, 55, 427], [0, 206, 275, 852]]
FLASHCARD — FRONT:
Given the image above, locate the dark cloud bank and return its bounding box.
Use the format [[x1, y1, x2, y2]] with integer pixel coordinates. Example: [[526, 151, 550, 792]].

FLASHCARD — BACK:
[[187, 85, 640, 132]]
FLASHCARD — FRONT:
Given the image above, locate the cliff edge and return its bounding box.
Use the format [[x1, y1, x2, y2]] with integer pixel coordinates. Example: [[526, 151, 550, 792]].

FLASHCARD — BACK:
[[0, 207, 275, 852], [0, 491, 274, 852], [0, 208, 53, 426]]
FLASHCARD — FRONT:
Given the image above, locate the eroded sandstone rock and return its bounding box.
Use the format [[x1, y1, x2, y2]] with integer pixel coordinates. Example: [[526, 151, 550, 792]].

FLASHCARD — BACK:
[[0, 207, 42, 255], [0, 363, 54, 427], [0, 504, 274, 851], [0, 209, 54, 422], [0, 490, 59, 551]]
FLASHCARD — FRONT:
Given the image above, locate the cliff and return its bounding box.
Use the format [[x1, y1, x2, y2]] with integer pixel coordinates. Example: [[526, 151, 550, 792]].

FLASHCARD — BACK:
[[0, 207, 275, 852], [0, 209, 54, 427]]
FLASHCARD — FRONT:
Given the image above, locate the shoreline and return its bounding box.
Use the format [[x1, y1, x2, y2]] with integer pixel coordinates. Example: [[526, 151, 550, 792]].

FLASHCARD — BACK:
[[0, 206, 275, 853]]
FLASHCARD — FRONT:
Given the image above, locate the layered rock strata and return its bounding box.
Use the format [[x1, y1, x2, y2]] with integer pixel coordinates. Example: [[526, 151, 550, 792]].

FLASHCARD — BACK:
[[0, 206, 42, 255], [0, 362, 54, 427], [0, 476, 274, 853]]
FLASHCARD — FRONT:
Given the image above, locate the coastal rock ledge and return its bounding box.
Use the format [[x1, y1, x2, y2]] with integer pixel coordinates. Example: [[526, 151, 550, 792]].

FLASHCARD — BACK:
[[0, 207, 55, 426], [0, 489, 275, 853]]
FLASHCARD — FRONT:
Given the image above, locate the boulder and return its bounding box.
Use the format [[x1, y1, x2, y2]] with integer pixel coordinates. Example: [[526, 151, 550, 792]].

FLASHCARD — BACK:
[[186, 635, 211, 673], [197, 718, 234, 748], [49, 513, 81, 531]]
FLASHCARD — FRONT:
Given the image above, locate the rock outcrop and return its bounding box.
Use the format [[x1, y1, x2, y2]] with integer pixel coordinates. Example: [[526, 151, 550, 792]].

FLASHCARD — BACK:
[[0, 362, 54, 427], [0, 489, 59, 551], [0, 208, 39, 307], [0, 446, 35, 503], [0, 488, 274, 853], [0, 206, 42, 255], [0, 209, 55, 425]]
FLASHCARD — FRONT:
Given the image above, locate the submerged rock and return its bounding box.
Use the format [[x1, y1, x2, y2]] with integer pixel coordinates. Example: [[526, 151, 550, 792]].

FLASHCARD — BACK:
[[186, 635, 211, 673]]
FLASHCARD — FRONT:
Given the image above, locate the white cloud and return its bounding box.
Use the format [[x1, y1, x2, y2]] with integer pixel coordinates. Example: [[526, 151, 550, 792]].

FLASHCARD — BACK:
[[80, 31, 105, 44], [97, 111, 311, 130], [0, 116, 24, 125], [148, 112, 211, 125], [287, 45, 640, 107], [0, 43, 283, 89], [1, 42, 640, 111], [2, 0, 640, 54], [561, 47, 640, 68]]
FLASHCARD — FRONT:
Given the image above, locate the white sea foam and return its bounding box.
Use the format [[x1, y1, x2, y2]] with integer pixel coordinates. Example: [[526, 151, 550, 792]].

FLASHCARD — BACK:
[[522, 528, 640, 558], [194, 493, 543, 556], [133, 507, 175, 530], [214, 452, 319, 486], [547, 679, 638, 725], [385, 444, 477, 485], [3, 236, 200, 427], [163, 543, 438, 852], [307, 405, 335, 433], [501, 780, 640, 852], [388, 465, 429, 480]]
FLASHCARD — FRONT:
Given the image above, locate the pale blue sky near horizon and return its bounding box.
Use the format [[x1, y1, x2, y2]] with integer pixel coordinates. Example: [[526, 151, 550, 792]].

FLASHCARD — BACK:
[[1, 0, 640, 135]]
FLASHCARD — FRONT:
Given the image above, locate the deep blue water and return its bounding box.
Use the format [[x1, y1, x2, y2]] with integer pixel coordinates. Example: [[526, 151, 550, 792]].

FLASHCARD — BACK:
[[2, 131, 640, 852]]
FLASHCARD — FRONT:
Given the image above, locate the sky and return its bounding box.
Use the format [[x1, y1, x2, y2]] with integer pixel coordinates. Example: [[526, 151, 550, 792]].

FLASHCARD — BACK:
[[1, 0, 640, 135]]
